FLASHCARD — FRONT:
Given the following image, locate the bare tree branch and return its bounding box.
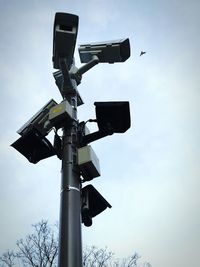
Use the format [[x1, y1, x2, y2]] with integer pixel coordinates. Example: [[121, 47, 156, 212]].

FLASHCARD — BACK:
[[14, 220, 58, 267], [0, 250, 15, 267], [0, 220, 151, 267]]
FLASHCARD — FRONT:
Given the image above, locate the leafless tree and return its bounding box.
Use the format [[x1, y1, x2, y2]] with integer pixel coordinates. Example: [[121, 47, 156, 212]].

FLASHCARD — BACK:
[[0, 250, 15, 267], [118, 252, 140, 267], [16, 220, 58, 267], [0, 220, 58, 267], [83, 246, 113, 266], [0, 220, 151, 267]]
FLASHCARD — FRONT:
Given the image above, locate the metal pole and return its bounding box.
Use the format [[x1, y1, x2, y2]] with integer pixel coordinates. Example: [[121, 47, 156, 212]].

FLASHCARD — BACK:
[[57, 75, 82, 266]]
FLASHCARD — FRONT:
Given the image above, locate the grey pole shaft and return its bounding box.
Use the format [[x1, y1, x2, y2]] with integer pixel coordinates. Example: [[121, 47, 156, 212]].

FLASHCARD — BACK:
[[57, 94, 82, 267]]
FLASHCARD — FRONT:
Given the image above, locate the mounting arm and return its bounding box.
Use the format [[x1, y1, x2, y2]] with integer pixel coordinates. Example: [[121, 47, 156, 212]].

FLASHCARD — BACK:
[[70, 55, 99, 85]]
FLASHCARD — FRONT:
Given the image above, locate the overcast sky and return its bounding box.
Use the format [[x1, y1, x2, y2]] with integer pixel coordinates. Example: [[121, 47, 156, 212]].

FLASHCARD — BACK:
[[0, 1, 200, 266]]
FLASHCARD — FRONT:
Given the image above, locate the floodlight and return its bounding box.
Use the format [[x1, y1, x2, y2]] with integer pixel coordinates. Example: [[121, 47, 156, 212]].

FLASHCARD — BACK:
[[79, 101, 131, 146], [81, 185, 111, 227], [94, 101, 131, 133], [17, 99, 58, 137], [53, 12, 79, 69], [11, 128, 56, 164], [78, 38, 130, 64]]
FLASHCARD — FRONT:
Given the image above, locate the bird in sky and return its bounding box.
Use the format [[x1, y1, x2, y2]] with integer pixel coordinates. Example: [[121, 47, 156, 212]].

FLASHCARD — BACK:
[[140, 51, 146, 56]]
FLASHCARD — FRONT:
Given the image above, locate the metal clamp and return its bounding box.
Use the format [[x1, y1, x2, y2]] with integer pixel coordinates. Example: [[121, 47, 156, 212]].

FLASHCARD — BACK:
[[61, 186, 80, 194]]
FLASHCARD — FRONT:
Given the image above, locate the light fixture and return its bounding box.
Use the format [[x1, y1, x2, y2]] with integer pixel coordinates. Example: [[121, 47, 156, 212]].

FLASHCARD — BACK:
[[11, 128, 56, 164], [81, 184, 111, 227], [94, 101, 131, 133], [80, 101, 131, 146]]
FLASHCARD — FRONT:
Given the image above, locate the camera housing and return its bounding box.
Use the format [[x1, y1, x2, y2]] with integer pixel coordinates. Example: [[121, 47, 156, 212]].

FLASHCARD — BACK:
[[17, 99, 58, 137], [78, 38, 130, 64], [53, 12, 79, 69]]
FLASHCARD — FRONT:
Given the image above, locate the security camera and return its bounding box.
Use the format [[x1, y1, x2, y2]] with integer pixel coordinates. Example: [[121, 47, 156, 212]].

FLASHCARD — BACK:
[[78, 38, 130, 64], [17, 99, 58, 137], [53, 12, 79, 69]]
